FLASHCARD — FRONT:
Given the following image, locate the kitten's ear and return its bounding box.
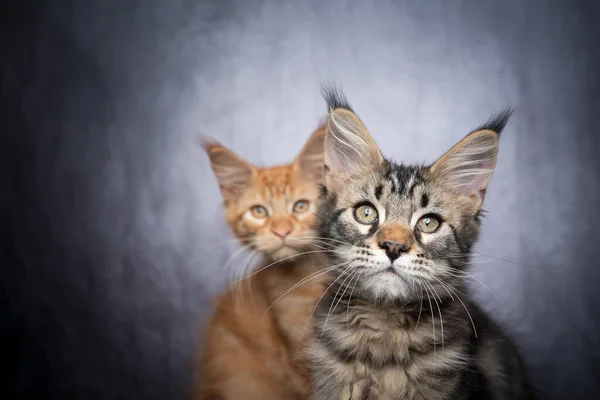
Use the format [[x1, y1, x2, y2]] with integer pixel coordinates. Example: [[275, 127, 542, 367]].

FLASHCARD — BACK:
[[429, 128, 501, 210], [324, 109, 383, 187], [293, 118, 327, 184], [199, 137, 255, 201]]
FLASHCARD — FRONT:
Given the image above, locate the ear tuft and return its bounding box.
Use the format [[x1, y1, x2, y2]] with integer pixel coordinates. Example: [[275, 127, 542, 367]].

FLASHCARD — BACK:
[[473, 109, 513, 136], [321, 84, 354, 112]]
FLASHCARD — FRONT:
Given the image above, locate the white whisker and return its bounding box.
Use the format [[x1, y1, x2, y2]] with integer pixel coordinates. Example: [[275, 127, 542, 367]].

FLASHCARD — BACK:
[[424, 284, 436, 356], [254, 261, 350, 338], [234, 250, 333, 283]]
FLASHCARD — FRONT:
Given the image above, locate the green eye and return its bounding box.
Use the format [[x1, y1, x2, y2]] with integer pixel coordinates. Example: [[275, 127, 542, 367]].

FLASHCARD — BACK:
[[292, 200, 309, 214], [250, 205, 268, 218], [416, 215, 441, 233], [354, 203, 379, 225]]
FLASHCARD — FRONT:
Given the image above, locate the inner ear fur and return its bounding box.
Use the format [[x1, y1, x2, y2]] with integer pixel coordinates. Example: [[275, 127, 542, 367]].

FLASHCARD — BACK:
[[323, 108, 383, 189], [428, 129, 500, 210]]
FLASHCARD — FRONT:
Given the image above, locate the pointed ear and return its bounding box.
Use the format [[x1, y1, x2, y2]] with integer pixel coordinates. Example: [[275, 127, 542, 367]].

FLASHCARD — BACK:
[[429, 129, 500, 209], [293, 118, 327, 184], [324, 109, 383, 188], [199, 137, 255, 201]]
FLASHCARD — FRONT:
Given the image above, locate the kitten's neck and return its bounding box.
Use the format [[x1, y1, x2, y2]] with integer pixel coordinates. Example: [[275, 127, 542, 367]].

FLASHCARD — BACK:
[[324, 279, 469, 327]]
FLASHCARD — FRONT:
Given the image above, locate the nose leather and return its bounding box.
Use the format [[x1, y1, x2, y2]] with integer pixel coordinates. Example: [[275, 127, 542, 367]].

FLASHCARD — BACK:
[[379, 240, 408, 262], [270, 219, 293, 239]]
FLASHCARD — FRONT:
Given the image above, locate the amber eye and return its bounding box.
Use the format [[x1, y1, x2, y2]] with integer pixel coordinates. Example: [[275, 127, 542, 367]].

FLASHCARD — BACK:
[[250, 205, 268, 218], [416, 214, 441, 233], [292, 200, 309, 214], [353, 203, 379, 225]]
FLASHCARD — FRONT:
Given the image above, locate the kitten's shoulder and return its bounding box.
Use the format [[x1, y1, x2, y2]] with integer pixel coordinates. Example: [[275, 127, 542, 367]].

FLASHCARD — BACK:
[[466, 301, 536, 399]]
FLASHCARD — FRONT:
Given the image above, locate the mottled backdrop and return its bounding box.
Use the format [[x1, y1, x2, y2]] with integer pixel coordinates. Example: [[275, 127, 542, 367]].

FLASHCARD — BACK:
[[2, 0, 599, 399]]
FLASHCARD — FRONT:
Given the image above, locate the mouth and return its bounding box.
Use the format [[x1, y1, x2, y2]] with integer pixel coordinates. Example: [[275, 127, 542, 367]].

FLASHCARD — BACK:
[[274, 242, 296, 250], [377, 266, 410, 284], [367, 265, 400, 278]]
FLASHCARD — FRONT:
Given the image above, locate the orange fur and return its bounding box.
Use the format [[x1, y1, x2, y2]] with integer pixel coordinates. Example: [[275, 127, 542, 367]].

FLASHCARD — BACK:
[[193, 124, 327, 400]]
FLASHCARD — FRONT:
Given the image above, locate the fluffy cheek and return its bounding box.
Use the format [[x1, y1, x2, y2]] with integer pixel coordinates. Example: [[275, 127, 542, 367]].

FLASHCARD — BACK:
[[330, 213, 374, 248], [340, 210, 373, 236], [231, 215, 273, 250], [415, 223, 456, 253]]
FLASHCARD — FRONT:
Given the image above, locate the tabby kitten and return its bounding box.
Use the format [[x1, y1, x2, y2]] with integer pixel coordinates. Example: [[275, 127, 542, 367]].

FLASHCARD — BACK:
[[194, 123, 327, 400], [310, 90, 535, 400]]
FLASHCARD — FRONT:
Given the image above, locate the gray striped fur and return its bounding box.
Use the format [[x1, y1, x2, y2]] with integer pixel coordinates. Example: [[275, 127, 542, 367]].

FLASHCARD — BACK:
[[309, 89, 535, 400]]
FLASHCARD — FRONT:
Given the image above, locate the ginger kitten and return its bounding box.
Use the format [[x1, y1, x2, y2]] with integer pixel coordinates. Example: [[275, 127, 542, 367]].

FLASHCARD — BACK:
[[309, 89, 535, 399], [193, 123, 327, 400]]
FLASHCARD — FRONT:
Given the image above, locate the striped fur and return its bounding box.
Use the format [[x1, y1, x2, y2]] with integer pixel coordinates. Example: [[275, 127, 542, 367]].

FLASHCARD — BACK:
[[194, 123, 328, 400], [309, 89, 535, 400]]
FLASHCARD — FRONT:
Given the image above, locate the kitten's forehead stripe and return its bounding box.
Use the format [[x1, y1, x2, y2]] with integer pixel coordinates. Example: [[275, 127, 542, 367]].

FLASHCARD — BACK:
[[374, 185, 383, 200], [257, 166, 294, 198], [406, 173, 417, 197], [391, 170, 401, 193]]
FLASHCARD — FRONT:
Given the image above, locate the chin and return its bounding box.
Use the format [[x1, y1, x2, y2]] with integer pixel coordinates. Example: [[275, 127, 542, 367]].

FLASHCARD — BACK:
[[363, 272, 413, 303], [268, 246, 302, 261]]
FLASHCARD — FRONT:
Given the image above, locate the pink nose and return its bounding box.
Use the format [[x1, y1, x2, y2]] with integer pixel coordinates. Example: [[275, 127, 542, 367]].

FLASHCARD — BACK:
[[271, 227, 292, 239]]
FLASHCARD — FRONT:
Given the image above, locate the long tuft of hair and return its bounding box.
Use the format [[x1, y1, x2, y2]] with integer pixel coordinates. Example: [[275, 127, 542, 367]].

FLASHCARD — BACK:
[[473, 109, 513, 135], [320, 84, 354, 112]]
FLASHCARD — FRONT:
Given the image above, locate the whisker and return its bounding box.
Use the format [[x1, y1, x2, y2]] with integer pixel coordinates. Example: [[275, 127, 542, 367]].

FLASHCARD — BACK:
[[442, 284, 478, 338], [325, 267, 357, 325], [254, 261, 350, 338], [439, 251, 544, 270], [321, 269, 354, 329], [414, 280, 424, 331], [346, 269, 362, 330], [286, 236, 354, 247], [427, 280, 444, 304], [273, 264, 340, 301], [476, 252, 543, 270], [426, 281, 444, 350], [327, 268, 361, 330], [206, 235, 271, 247], [302, 264, 354, 341], [432, 265, 502, 304], [234, 250, 333, 283], [428, 275, 455, 301], [434, 264, 483, 279], [464, 276, 503, 304], [469, 253, 509, 265], [312, 243, 338, 252], [223, 243, 255, 285], [424, 284, 436, 355], [233, 249, 260, 302]]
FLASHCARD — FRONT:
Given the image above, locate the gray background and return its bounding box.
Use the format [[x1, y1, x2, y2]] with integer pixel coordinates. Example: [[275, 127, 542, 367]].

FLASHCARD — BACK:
[[2, 0, 599, 399]]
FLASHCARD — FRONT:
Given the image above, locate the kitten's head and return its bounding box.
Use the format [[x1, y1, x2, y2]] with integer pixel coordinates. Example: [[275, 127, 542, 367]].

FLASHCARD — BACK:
[[318, 89, 510, 304], [203, 123, 326, 261]]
